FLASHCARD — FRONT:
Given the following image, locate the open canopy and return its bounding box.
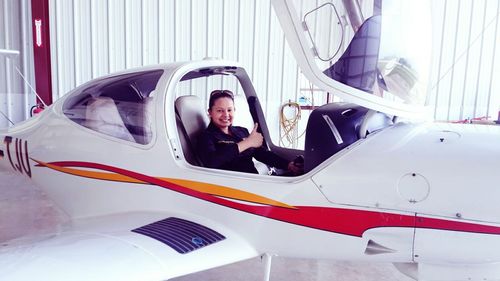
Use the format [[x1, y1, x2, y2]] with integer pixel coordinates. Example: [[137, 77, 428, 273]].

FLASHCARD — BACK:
[[272, 0, 433, 119]]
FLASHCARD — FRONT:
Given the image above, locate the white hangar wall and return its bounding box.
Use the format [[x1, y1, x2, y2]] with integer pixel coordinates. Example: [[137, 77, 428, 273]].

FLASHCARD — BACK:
[[48, 0, 302, 101]]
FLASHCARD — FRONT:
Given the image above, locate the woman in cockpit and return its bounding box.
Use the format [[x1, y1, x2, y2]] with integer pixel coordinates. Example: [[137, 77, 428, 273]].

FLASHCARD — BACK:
[[197, 90, 302, 175]]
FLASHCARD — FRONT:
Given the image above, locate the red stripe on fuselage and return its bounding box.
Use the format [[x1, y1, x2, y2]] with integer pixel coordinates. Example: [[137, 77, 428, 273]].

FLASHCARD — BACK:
[[416, 216, 500, 235], [43, 161, 500, 237]]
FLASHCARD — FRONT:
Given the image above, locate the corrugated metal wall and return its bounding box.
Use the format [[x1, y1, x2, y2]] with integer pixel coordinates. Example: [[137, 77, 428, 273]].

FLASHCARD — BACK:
[[0, 0, 36, 128], [429, 0, 500, 122], [49, 0, 297, 98], [2, 0, 498, 133]]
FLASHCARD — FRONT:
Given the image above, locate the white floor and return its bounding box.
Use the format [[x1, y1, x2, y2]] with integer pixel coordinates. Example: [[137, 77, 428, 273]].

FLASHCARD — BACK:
[[0, 171, 413, 281]]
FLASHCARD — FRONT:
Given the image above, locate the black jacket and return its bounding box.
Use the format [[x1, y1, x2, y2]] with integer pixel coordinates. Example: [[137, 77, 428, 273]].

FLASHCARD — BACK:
[[197, 123, 289, 174]]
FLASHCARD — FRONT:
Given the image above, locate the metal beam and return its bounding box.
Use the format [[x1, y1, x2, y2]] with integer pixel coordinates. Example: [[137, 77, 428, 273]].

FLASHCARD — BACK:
[[31, 0, 53, 106]]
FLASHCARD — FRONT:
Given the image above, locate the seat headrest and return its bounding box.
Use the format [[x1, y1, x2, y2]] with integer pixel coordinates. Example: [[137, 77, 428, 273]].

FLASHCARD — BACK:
[[141, 96, 155, 144], [84, 96, 135, 142], [232, 94, 254, 130], [175, 95, 210, 139]]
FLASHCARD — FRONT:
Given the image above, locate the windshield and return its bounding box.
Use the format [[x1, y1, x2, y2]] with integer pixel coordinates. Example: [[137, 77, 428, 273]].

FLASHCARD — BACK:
[[273, 0, 433, 117]]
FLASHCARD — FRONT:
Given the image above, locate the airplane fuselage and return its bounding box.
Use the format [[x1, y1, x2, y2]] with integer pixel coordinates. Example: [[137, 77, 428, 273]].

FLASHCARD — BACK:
[[2, 99, 500, 268]]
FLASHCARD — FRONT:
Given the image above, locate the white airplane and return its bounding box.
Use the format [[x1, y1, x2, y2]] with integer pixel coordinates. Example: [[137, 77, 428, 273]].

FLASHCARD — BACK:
[[1, 0, 500, 280]]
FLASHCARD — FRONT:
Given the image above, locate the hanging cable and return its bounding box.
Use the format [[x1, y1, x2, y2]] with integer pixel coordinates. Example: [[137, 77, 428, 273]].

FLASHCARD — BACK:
[[279, 82, 321, 148], [279, 100, 304, 148]]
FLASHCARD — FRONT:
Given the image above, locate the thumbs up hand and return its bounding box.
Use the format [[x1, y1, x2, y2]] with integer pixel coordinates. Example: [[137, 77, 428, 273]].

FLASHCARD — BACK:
[[247, 123, 263, 147], [238, 123, 263, 152]]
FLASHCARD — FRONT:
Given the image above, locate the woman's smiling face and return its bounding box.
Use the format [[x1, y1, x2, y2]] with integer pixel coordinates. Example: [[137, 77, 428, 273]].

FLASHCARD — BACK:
[[209, 97, 235, 131]]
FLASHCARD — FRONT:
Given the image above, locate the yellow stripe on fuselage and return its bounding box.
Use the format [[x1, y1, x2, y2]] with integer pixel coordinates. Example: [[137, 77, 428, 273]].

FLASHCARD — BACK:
[[33, 159, 296, 209]]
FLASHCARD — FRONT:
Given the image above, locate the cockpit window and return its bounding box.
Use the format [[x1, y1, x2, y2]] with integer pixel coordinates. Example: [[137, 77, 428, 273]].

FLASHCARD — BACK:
[[310, 1, 432, 107], [62, 70, 163, 144]]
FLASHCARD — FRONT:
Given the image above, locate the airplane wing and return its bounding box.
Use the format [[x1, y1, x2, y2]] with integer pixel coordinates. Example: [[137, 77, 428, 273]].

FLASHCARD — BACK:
[[0, 212, 259, 281]]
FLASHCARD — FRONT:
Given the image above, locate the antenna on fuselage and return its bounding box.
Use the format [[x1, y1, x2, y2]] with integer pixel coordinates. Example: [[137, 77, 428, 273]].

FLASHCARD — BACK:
[[15, 66, 47, 108], [1, 49, 47, 126], [0, 111, 14, 126]]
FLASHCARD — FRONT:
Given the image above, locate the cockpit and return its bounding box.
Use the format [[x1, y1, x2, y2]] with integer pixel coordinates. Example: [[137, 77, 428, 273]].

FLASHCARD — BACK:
[[173, 0, 433, 175], [173, 65, 393, 175]]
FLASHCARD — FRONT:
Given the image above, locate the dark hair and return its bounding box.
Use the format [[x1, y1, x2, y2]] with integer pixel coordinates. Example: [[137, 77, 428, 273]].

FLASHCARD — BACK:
[[208, 90, 234, 110]]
